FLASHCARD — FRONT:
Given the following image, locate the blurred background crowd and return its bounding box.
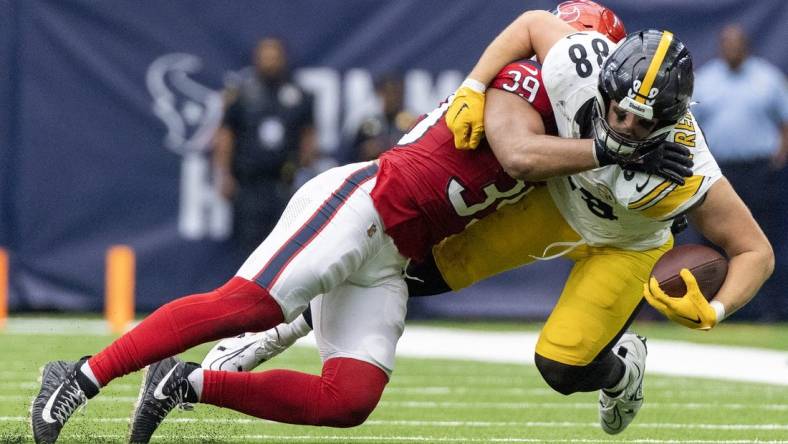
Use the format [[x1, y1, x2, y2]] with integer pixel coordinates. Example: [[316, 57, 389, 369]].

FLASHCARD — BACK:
[[1, 1, 785, 320]]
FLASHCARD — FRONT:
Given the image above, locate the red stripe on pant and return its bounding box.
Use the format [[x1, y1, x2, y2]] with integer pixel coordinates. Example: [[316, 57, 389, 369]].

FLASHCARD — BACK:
[[202, 357, 388, 427], [89, 277, 284, 386]]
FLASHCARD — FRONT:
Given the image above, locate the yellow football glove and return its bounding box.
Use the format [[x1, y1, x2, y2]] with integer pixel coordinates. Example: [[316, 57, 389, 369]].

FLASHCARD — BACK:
[[446, 79, 486, 150], [643, 268, 718, 330]]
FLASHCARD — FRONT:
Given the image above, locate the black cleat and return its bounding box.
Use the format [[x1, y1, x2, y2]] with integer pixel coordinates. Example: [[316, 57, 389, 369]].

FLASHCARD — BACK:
[[30, 357, 99, 444], [128, 356, 200, 443]]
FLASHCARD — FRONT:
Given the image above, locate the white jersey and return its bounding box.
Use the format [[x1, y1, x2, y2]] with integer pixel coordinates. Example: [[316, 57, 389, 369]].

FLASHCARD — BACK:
[[541, 33, 723, 250]]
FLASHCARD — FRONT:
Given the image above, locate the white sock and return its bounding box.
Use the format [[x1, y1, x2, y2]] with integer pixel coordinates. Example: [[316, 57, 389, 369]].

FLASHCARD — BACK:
[[187, 368, 204, 400], [79, 361, 102, 388], [275, 315, 312, 346]]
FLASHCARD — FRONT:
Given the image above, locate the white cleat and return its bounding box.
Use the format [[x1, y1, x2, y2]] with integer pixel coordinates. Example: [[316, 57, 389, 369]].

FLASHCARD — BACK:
[[599, 332, 647, 435], [202, 328, 292, 372]]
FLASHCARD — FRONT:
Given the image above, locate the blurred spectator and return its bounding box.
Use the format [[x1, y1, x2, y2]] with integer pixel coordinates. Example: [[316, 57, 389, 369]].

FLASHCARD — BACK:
[[291, 126, 338, 191], [692, 24, 788, 319], [350, 75, 416, 161], [213, 37, 315, 255]]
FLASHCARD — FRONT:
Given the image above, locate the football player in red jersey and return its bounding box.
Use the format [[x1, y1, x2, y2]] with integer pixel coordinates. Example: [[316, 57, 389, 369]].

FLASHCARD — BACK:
[[29, 3, 693, 444], [31, 52, 577, 444]]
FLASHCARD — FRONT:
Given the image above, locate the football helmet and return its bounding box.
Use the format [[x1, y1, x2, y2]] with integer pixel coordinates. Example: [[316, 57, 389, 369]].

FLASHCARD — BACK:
[[594, 29, 694, 158], [553, 0, 627, 43]]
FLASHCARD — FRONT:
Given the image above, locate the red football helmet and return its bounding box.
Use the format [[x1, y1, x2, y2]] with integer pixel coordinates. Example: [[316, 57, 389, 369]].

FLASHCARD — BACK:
[[553, 0, 627, 43]]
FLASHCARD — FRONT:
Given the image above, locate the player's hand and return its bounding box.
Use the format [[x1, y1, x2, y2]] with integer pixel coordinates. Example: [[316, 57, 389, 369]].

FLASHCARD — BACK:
[[219, 174, 237, 200], [596, 140, 693, 185], [627, 141, 694, 185], [446, 79, 486, 150], [643, 268, 718, 330]]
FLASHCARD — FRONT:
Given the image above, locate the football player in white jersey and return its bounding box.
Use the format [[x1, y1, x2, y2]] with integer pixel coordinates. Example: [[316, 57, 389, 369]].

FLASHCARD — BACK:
[[437, 10, 773, 435], [202, 6, 773, 437]]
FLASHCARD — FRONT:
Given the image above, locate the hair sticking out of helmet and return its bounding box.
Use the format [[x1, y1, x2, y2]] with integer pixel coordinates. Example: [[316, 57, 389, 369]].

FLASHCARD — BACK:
[[552, 0, 627, 43], [594, 29, 694, 158]]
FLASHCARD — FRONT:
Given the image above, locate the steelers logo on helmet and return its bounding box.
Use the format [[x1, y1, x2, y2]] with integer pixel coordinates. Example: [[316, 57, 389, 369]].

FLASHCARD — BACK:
[[594, 29, 694, 158]]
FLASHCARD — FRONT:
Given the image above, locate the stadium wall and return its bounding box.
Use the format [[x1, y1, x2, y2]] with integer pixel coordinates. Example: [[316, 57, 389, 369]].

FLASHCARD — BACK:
[[2, 0, 786, 318]]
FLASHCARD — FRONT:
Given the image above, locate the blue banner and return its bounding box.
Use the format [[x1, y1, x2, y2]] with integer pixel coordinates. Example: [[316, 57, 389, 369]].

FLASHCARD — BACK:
[[2, 1, 786, 317]]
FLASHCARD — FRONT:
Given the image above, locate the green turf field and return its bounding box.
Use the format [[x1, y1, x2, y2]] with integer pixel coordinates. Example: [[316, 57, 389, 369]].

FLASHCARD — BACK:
[[2, 322, 787, 443]]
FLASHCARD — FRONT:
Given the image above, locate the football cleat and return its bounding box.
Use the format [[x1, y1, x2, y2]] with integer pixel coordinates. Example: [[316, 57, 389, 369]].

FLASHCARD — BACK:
[[30, 357, 99, 444], [128, 357, 199, 444], [599, 332, 647, 435], [202, 328, 293, 372]]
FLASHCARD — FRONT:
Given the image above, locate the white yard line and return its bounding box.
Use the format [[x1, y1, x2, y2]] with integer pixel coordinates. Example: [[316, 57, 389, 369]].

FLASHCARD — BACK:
[[0, 396, 784, 411], [5, 319, 788, 386], [1, 416, 786, 430], [389, 327, 788, 387], [42, 433, 788, 443]]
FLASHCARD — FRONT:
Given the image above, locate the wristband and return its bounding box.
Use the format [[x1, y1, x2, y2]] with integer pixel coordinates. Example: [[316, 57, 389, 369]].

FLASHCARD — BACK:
[[461, 78, 487, 94], [709, 300, 726, 323]]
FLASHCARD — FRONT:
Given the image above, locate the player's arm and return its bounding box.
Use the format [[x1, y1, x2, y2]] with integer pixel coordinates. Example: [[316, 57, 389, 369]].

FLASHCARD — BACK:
[[213, 91, 242, 199], [484, 90, 689, 183], [467, 11, 575, 87], [687, 179, 774, 318], [448, 11, 576, 149], [213, 125, 236, 199], [771, 122, 788, 169], [485, 88, 597, 181], [644, 178, 774, 329]]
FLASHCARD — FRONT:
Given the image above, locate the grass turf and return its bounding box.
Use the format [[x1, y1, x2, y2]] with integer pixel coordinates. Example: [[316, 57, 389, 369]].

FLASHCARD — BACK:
[[1, 323, 786, 443]]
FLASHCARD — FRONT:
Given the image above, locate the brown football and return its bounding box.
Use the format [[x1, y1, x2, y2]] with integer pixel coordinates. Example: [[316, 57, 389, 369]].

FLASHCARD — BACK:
[[650, 244, 728, 299]]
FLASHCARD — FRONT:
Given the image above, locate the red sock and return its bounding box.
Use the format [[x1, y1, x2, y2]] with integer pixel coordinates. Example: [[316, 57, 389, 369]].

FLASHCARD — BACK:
[[201, 357, 388, 427], [89, 277, 284, 386]]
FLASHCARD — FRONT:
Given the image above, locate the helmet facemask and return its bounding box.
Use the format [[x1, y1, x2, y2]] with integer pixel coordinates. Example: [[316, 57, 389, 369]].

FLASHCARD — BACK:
[[592, 99, 673, 160], [593, 29, 694, 161]]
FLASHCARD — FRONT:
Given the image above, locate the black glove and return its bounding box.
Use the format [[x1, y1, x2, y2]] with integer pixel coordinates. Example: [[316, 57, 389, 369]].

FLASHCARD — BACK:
[[404, 253, 452, 297], [596, 140, 694, 186]]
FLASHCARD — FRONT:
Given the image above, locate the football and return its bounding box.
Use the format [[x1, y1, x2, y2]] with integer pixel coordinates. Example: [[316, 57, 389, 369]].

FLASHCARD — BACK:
[[650, 244, 728, 299]]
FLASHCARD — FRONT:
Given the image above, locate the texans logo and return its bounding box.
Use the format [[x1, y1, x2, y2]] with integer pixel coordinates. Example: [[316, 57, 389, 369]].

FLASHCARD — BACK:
[[555, 4, 581, 23], [146, 53, 224, 156]]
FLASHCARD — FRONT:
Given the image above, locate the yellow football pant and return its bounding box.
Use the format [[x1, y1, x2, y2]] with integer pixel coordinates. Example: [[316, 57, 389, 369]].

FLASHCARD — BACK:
[[434, 186, 672, 365]]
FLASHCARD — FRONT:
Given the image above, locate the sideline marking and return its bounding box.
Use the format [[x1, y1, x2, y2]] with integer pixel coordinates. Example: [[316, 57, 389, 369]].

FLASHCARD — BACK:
[[5, 319, 787, 385]]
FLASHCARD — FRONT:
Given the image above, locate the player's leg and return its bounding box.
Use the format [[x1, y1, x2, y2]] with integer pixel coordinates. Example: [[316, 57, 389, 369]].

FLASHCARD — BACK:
[[200, 251, 444, 373], [201, 304, 314, 371], [201, 274, 408, 426], [130, 258, 407, 440], [32, 162, 386, 443], [204, 187, 577, 373], [30, 275, 284, 444], [534, 239, 672, 434], [432, 185, 580, 291]]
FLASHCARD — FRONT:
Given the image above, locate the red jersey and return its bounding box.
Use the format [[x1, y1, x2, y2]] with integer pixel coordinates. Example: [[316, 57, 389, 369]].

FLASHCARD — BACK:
[[370, 60, 556, 261]]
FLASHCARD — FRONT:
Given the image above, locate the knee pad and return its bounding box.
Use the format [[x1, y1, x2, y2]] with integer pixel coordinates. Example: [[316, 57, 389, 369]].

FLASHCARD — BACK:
[[535, 352, 623, 395], [535, 354, 580, 395]]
